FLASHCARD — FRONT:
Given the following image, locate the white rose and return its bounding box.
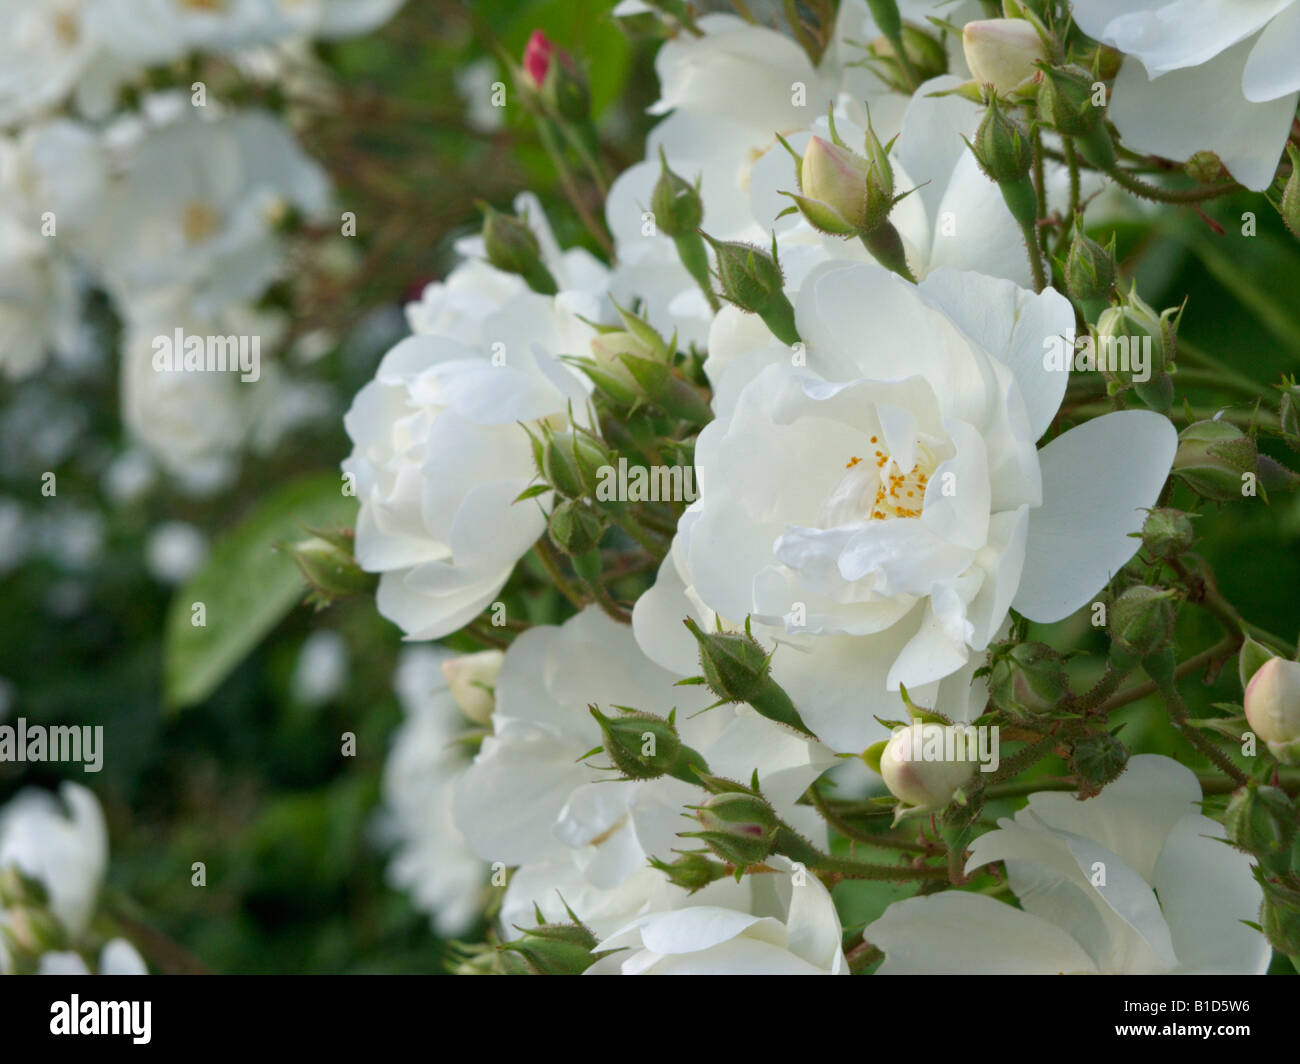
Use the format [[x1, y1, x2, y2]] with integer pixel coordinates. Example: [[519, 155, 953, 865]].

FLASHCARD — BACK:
[[1072, 0, 1300, 191], [634, 262, 1177, 752], [342, 282, 596, 640], [453, 607, 833, 894], [865, 755, 1270, 974], [589, 856, 847, 974], [0, 1, 95, 125]]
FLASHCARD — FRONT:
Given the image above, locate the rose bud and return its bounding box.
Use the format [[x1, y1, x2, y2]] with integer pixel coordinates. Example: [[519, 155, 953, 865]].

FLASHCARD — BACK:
[[441, 650, 504, 726], [962, 18, 1047, 96], [879, 723, 978, 809], [1245, 656, 1300, 765]]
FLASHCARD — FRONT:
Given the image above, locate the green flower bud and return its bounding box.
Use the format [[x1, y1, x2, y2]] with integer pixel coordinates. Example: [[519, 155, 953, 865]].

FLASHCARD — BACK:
[[702, 233, 784, 311], [1140, 507, 1195, 560], [548, 498, 606, 555], [287, 534, 377, 608], [1064, 225, 1116, 306], [1070, 731, 1129, 795], [1094, 286, 1177, 409], [1260, 876, 1300, 956], [879, 723, 979, 808], [650, 149, 703, 238], [1172, 419, 1258, 502], [649, 850, 730, 892], [1280, 144, 1300, 241], [969, 96, 1033, 184], [1037, 63, 1103, 137], [1245, 657, 1300, 766], [481, 204, 559, 296], [541, 429, 611, 499], [1108, 585, 1178, 660], [682, 617, 813, 735], [989, 641, 1070, 716], [962, 18, 1047, 96], [1225, 783, 1296, 875], [687, 791, 779, 867], [501, 918, 602, 975], [540, 53, 589, 126], [588, 705, 706, 782], [700, 233, 800, 346], [866, 23, 948, 93], [1184, 150, 1226, 185]]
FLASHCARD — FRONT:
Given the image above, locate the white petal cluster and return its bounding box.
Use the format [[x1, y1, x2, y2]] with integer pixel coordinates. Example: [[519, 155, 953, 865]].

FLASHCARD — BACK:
[[0, 782, 148, 975], [866, 756, 1270, 974]]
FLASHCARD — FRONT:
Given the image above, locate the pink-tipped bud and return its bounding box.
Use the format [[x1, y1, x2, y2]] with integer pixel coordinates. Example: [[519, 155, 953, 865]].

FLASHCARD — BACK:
[[1245, 656, 1300, 765], [523, 30, 554, 90], [880, 723, 979, 808]]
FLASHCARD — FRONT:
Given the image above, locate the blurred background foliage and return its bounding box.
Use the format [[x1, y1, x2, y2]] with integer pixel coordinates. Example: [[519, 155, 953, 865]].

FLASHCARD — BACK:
[[1, 0, 1298, 973]]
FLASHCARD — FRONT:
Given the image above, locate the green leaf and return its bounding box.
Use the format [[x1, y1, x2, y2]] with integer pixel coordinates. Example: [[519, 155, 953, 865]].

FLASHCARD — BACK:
[[163, 474, 358, 709]]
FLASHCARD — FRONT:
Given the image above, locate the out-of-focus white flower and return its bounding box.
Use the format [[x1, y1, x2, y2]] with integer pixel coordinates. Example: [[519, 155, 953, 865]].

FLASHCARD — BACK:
[[37, 938, 147, 975], [290, 629, 350, 706], [145, 521, 208, 585], [0, 1, 96, 125], [589, 856, 847, 974], [454, 58, 506, 135], [0, 782, 107, 939], [453, 608, 833, 901], [117, 292, 285, 492], [1072, 0, 1300, 191], [634, 262, 1177, 752], [86, 108, 330, 316], [865, 755, 1270, 973], [377, 646, 488, 937]]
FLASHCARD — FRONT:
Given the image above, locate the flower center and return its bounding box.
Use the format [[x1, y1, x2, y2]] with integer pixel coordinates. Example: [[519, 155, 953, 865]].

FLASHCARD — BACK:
[[182, 201, 220, 244], [845, 435, 935, 522]]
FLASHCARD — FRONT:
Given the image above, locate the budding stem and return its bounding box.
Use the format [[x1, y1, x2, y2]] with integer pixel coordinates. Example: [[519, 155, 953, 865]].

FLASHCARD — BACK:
[[673, 232, 722, 312]]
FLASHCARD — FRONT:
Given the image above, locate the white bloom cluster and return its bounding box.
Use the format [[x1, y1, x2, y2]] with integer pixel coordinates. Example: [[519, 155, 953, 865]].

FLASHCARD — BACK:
[[354, 2, 1288, 972], [0, 1, 407, 490]]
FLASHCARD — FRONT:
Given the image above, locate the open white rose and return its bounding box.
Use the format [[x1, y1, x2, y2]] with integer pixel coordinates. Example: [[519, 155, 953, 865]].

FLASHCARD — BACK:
[[453, 607, 833, 896], [634, 262, 1177, 752], [342, 282, 596, 640], [1072, 0, 1300, 190], [589, 856, 847, 974], [865, 755, 1270, 973]]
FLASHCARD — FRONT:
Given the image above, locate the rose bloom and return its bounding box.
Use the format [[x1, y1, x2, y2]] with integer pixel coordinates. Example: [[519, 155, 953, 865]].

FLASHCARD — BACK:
[[1071, 0, 1300, 190], [865, 756, 1269, 974], [635, 262, 1176, 752]]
